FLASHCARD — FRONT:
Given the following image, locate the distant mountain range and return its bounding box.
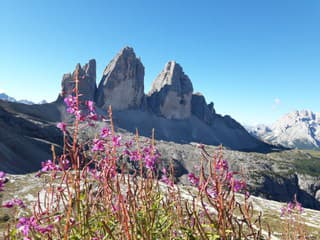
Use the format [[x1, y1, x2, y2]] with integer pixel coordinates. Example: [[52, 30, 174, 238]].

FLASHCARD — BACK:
[[0, 92, 47, 105], [247, 110, 320, 150]]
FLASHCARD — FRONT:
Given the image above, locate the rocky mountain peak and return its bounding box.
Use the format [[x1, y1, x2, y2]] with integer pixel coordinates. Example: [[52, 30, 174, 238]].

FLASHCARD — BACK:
[[95, 47, 145, 110], [149, 61, 193, 95], [59, 59, 97, 101], [248, 110, 320, 149], [147, 61, 193, 119]]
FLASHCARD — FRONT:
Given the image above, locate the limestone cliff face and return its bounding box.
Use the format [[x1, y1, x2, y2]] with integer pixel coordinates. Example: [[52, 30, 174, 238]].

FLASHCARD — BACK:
[[60, 59, 97, 101], [147, 61, 193, 119], [191, 93, 215, 125], [95, 47, 145, 110]]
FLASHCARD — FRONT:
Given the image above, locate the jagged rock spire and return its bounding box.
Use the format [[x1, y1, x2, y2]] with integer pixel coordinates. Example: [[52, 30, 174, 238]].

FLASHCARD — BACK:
[[95, 47, 145, 110], [59, 59, 97, 101], [147, 61, 193, 119]]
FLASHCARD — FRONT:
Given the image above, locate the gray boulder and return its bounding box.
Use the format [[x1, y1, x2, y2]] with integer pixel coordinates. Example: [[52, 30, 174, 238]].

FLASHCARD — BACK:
[[147, 61, 193, 119], [95, 47, 145, 110], [59, 59, 97, 102]]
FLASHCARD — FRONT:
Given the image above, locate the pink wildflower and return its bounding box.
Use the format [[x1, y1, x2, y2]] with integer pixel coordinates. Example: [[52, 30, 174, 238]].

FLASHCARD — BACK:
[[92, 139, 104, 152], [188, 173, 200, 186], [233, 179, 246, 192], [112, 135, 121, 147], [56, 122, 67, 133], [100, 127, 111, 138], [86, 100, 95, 112], [2, 198, 25, 209], [161, 168, 174, 187], [41, 160, 60, 172]]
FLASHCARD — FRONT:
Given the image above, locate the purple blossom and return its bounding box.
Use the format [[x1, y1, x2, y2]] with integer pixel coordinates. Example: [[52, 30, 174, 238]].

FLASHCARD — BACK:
[[100, 127, 111, 138], [188, 173, 200, 186], [37, 224, 53, 234], [233, 179, 246, 192], [64, 95, 76, 107], [226, 172, 233, 180], [56, 122, 67, 133], [145, 154, 157, 170], [112, 135, 121, 147], [16, 216, 53, 237], [54, 215, 62, 223], [17, 217, 32, 237], [280, 200, 304, 217], [142, 145, 160, 170], [216, 159, 229, 171], [75, 110, 85, 121], [86, 100, 95, 112], [64, 95, 77, 114], [41, 160, 60, 172], [88, 112, 98, 121], [129, 150, 140, 161], [161, 168, 174, 187], [92, 139, 104, 152], [125, 140, 133, 149], [60, 158, 70, 170], [206, 187, 217, 198]]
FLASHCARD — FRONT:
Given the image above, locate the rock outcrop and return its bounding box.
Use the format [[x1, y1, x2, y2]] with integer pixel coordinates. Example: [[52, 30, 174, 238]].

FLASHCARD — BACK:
[[191, 93, 215, 125], [95, 47, 145, 110], [147, 61, 193, 119], [59, 59, 97, 102]]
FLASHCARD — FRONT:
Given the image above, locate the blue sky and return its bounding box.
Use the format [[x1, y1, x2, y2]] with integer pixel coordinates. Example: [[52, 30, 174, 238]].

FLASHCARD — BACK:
[[0, 0, 319, 125]]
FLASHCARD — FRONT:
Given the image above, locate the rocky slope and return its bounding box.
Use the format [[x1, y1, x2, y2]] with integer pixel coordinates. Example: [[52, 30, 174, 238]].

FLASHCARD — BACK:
[[0, 101, 63, 173], [249, 110, 320, 149]]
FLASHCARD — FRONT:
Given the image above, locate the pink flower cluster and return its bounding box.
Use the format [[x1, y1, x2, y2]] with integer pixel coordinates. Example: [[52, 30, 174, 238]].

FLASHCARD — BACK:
[[2, 198, 25, 209], [16, 216, 53, 239], [188, 156, 246, 197], [91, 127, 122, 152], [161, 167, 174, 187], [41, 160, 61, 172], [56, 122, 67, 133], [123, 142, 161, 170], [36, 159, 70, 177], [62, 96, 98, 124], [64, 95, 77, 115], [280, 199, 303, 217]]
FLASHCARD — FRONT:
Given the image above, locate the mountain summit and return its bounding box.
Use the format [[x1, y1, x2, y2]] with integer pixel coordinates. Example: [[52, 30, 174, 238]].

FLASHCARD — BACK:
[[249, 110, 320, 149], [147, 61, 193, 119], [95, 47, 145, 110]]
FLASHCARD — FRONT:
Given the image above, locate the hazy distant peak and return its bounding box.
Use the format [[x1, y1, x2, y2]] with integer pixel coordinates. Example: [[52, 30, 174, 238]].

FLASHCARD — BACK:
[[248, 110, 320, 149]]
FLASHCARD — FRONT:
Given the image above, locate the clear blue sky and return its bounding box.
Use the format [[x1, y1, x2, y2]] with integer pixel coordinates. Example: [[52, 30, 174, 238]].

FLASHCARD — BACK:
[[0, 0, 319, 125]]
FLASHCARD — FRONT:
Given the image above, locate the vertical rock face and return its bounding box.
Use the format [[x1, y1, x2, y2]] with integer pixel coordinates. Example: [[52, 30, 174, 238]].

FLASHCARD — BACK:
[[60, 59, 97, 101], [191, 93, 215, 125], [95, 47, 145, 110], [148, 61, 193, 119]]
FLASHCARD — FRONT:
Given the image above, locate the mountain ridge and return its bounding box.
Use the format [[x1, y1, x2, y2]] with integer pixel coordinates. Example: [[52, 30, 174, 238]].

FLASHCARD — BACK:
[[247, 110, 320, 149], [0, 92, 47, 105], [54, 46, 275, 152]]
